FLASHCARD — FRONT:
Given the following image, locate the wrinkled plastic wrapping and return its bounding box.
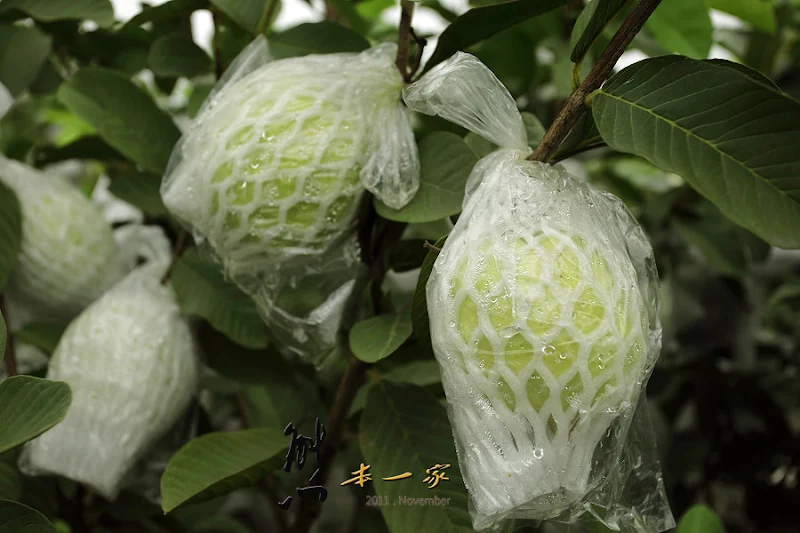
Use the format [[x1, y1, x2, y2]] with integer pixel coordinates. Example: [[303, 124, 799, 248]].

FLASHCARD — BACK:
[[21, 233, 199, 500], [406, 53, 673, 531], [161, 37, 414, 360], [0, 155, 124, 322]]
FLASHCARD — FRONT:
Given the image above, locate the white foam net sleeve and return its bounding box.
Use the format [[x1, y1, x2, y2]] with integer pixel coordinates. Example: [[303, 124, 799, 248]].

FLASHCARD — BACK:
[[427, 156, 666, 529], [406, 52, 672, 530], [0, 155, 124, 322], [160, 41, 418, 361], [20, 248, 199, 501]]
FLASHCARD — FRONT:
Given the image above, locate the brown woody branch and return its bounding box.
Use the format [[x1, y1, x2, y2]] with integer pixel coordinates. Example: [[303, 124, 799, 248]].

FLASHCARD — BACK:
[[396, 0, 416, 81], [530, 0, 664, 163]]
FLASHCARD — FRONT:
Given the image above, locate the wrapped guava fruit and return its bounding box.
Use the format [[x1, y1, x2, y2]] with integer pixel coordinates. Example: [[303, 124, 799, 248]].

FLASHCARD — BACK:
[[22, 237, 199, 500], [0, 156, 123, 321], [404, 53, 669, 530], [161, 39, 419, 277], [161, 37, 418, 360]]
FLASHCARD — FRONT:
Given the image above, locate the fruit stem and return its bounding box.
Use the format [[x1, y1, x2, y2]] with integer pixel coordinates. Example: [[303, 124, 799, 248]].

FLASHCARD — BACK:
[[529, 0, 664, 163], [396, 0, 416, 81], [160, 229, 188, 285], [0, 295, 17, 377]]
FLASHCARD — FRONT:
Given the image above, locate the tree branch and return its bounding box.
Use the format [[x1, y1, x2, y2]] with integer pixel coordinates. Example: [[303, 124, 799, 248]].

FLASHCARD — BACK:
[[395, 0, 416, 81], [530, 0, 664, 163], [0, 295, 16, 377]]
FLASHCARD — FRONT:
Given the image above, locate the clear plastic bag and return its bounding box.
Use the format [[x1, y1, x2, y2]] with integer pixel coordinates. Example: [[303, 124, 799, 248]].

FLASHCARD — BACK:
[[161, 37, 417, 361], [0, 155, 125, 322], [404, 52, 674, 531], [21, 229, 199, 501]]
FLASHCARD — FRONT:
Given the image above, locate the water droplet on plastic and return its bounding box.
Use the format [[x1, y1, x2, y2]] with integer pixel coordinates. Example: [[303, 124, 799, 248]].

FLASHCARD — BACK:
[[533, 448, 544, 459]]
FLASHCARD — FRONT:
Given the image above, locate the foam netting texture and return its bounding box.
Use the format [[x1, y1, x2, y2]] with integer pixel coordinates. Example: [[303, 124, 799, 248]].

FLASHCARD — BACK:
[[0, 155, 124, 321], [21, 235, 199, 501], [405, 53, 674, 531], [161, 37, 416, 361]]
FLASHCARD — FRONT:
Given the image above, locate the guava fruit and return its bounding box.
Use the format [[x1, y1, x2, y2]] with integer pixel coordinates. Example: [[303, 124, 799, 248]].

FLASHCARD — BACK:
[[426, 157, 658, 526], [0, 156, 122, 321], [161, 44, 415, 276], [22, 261, 198, 500]]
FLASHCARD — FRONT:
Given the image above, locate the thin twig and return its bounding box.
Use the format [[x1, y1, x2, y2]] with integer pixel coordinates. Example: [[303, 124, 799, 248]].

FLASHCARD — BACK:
[[408, 27, 428, 81], [262, 476, 291, 533], [422, 240, 441, 252], [160, 229, 187, 285], [0, 295, 17, 377], [235, 391, 290, 533], [552, 140, 608, 162], [212, 9, 224, 80], [290, 356, 368, 533], [395, 0, 416, 81], [235, 392, 251, 428], [529, 0, 664, 163], [258, 0, 280, 35]]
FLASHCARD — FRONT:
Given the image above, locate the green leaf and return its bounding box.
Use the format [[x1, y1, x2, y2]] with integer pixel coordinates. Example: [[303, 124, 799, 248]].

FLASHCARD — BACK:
[[126, 0, 208, 28], [570, 0, 630, 62], [34, 137, 123, 165], [210, 0, 266, 34], [425, 0, 571, 72], [0, 182, 21, 292], [327, 0, 370, 35], [677, 504, 725, 533], [522, 112, 546, 147], [245, 378, 323, 432], [148, 34, 212, 78], [375, 132, 478, 223], [645, 0, 713, 58], [0, 0, 114, 26], [0, 459, 22, 501], [58, 68, 181, 174], [0, 24, 52, 97], [706, 58, 779, 90], [673, 205, 769, 277], [707, 0, 775, 34], [269, 21, 370, 59], [160, 428, 288, 513], [358, 382, 472, 533], [0, 311, 5, 367], [107, 172, 168, 217], [0, 376, 71, 454], [171, 249, 270, 349], [14, 322, 65, 355], [412, 236, 446, 351], [381, 360, 441, 387], [593, 56, 800, 249], [0, 500, 56, 532], [388, 239, 430, 273], [350, 312, 413, 363]]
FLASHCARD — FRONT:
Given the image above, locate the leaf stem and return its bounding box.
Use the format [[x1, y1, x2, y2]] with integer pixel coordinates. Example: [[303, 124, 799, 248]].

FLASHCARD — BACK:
[[530, 0, 664, 163], [0, 295, 17, 377], [396, 0, 416, 81]]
